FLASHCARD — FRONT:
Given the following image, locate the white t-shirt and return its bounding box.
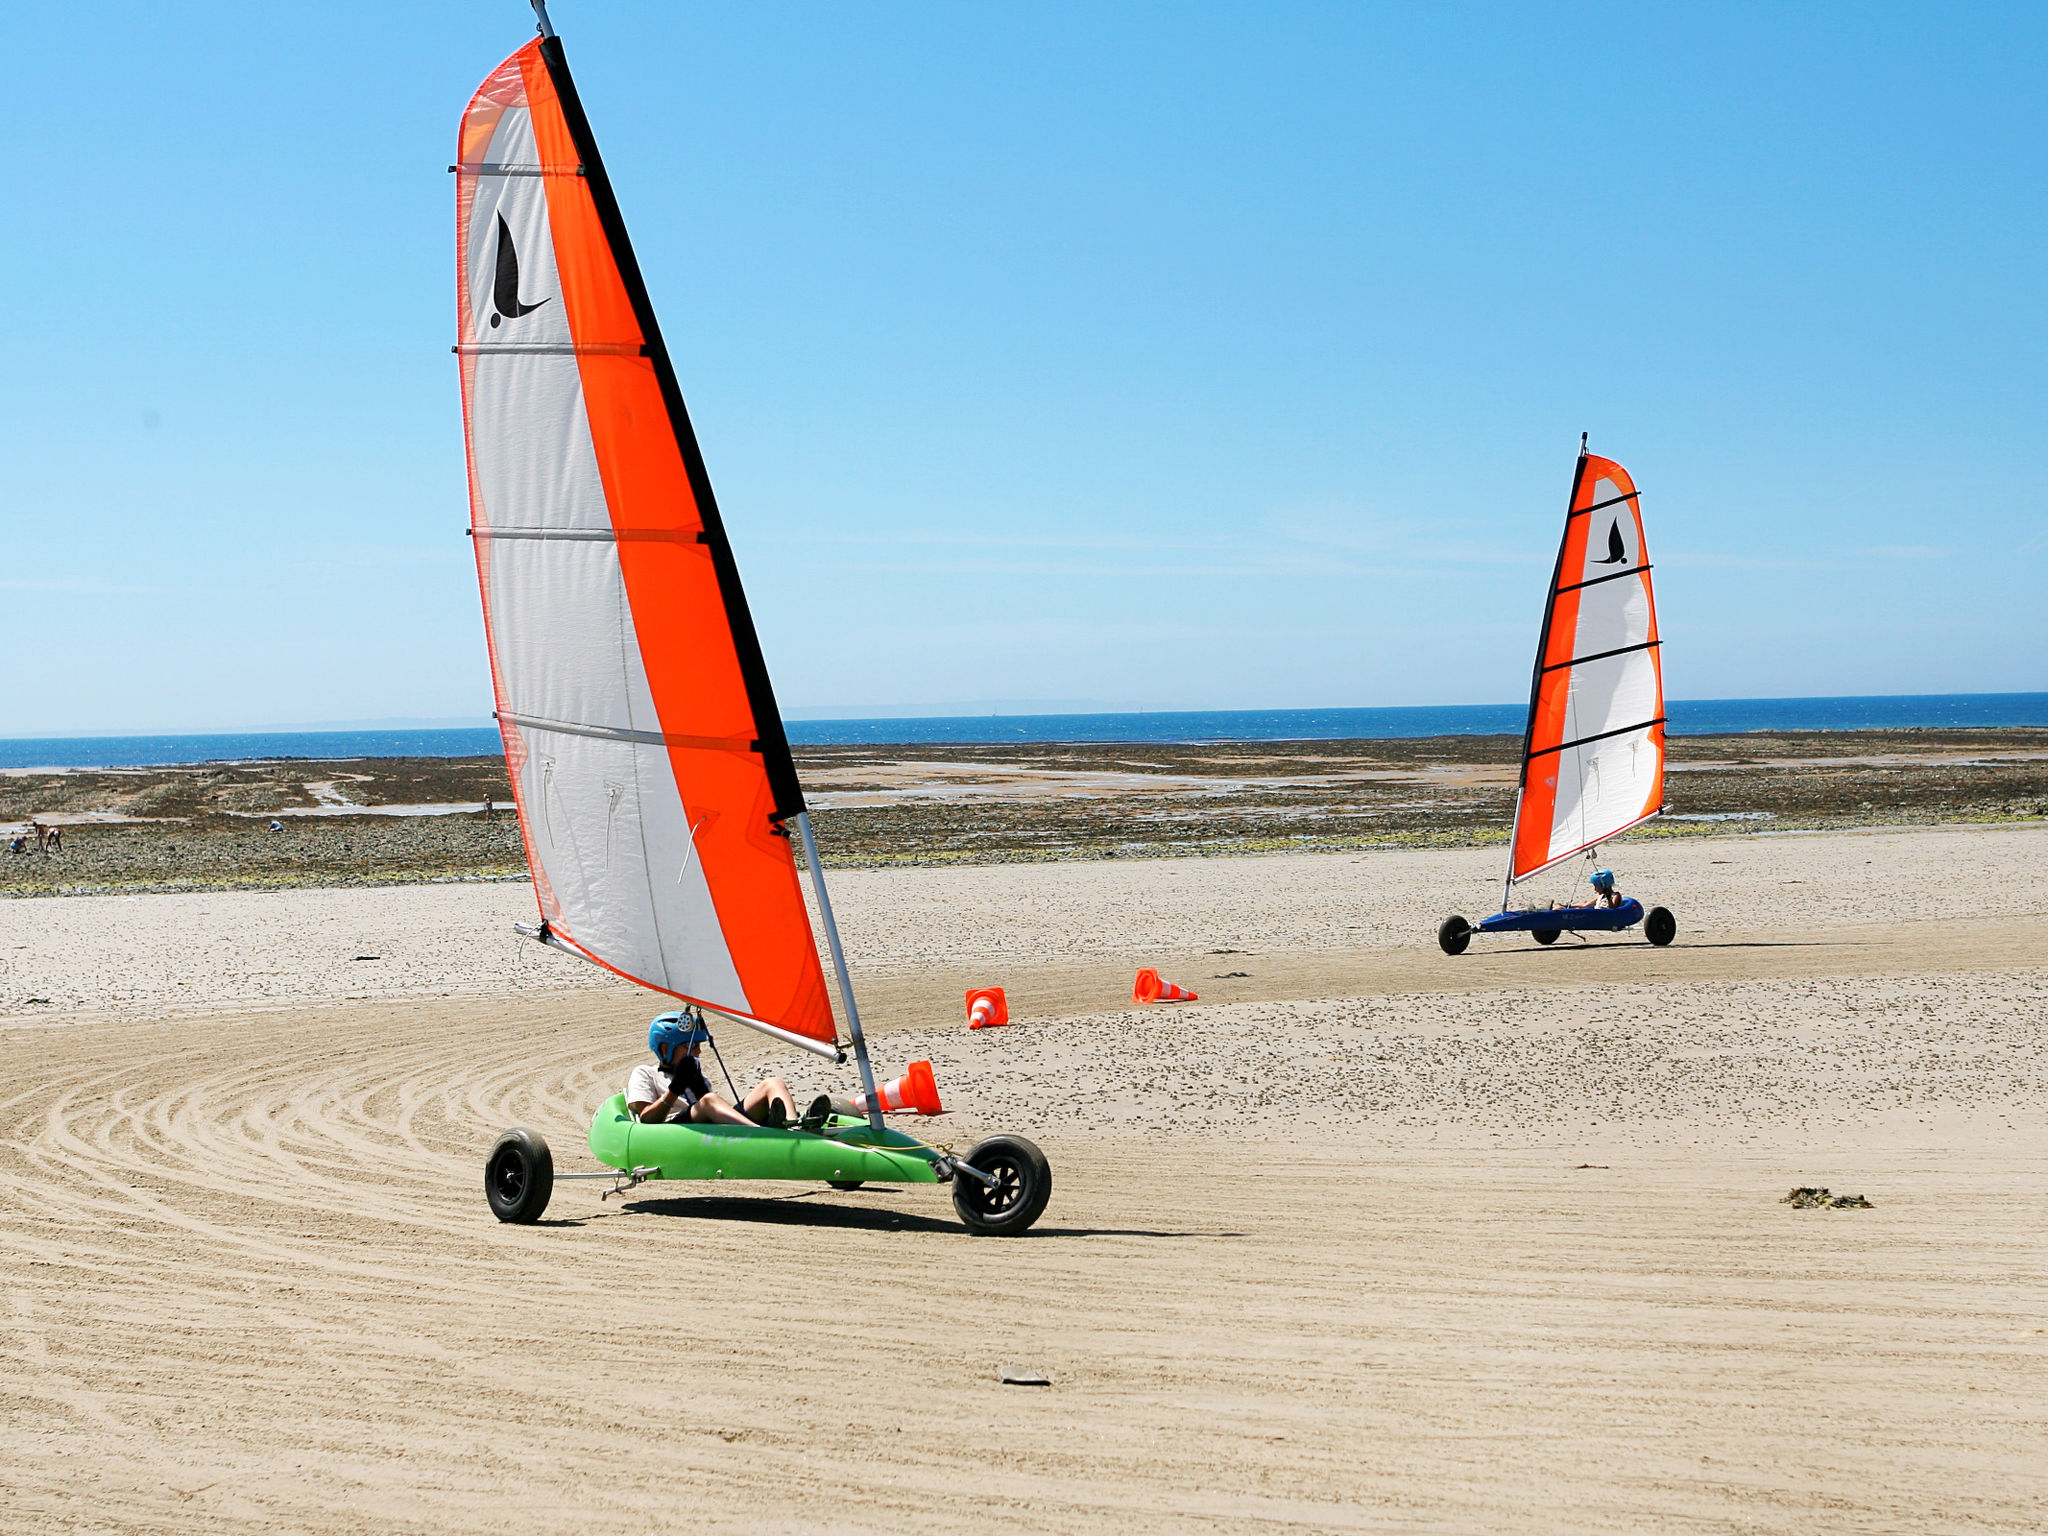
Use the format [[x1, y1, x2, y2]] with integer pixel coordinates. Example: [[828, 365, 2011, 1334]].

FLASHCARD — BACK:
[[625, 1061, 698, 1121]]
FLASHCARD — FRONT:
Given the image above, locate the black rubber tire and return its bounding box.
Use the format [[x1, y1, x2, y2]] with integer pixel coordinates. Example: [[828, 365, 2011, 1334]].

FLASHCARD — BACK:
[[951, 1135, 1052, 1236], [1645, 906, 1677, 947], [827, 1180, 865, 1191], [1437, 916, 1472, 956], [485, 1128, 554, 1224], [1532, 927, 1560, 945]]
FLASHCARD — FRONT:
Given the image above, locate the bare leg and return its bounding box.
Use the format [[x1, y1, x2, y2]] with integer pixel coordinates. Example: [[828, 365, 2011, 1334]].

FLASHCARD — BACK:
[[741, 1078, 798, 1123], [687, 1093, 754, 1127]]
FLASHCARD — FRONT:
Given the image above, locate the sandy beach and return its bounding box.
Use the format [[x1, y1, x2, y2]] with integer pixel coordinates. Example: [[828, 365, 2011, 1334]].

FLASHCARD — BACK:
[[3, 822, 2045, 1532]]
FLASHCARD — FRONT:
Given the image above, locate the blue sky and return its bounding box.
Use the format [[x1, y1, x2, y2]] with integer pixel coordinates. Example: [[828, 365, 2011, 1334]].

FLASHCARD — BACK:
[[3, 2, 2043, 734]]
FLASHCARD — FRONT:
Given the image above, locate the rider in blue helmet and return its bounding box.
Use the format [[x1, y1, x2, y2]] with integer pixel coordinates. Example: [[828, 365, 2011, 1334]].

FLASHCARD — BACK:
[[625, 1007, 800, 1129], [1577, 868, 1622, 909]]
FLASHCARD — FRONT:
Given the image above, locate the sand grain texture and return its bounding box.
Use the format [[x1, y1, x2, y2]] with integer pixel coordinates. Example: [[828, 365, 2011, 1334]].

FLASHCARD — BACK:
[[2, 826, 2045, 1533]]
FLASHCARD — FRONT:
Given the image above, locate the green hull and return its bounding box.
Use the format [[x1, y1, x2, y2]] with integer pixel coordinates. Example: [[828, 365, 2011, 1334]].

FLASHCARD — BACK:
[[587, 1094, 942, 1185]]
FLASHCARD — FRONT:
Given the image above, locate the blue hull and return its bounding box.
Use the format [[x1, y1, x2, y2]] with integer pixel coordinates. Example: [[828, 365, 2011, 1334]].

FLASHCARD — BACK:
[[1475, 897, 1643, 934]]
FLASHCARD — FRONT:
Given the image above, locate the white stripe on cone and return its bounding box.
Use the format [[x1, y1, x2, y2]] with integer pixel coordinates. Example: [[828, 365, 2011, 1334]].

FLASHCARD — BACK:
[[1132, 967, 1198, 1004]]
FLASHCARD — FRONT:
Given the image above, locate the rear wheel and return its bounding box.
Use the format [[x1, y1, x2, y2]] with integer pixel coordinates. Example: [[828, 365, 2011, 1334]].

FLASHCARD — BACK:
[[952, 1135, 1052, 1236], [1437, 916, 1472, 956], [1645, 906, 1676, 946], [1532, 927, 1560, 945], [485, 1128, 553, 1224], [827, 1180, 865, 1191]]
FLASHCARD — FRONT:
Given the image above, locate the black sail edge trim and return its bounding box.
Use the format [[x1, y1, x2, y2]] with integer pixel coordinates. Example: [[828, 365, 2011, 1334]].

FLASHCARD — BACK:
[[1566, 488, 1641, 519], [1555, 562, 1652, 597], [1525, 717, 1667, 762], [1539, 638, 1661, 675], [1516, 451, 1589, 785], [537, 37, 807, 823]]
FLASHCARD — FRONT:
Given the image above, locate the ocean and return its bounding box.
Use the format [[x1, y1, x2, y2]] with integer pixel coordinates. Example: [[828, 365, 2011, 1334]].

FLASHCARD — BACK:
[[2, 693, 2044, 770]]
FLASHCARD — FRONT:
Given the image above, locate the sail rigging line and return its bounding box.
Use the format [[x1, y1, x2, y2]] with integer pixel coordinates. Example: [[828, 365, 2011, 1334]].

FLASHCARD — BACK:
[[531, 35, 806, 826], [700, 1017, 743, 1106]]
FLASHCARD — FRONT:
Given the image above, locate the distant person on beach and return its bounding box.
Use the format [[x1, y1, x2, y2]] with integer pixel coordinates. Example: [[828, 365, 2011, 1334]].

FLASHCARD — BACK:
[[268, 820, 284, 833], [1572, 869, 1624, 909], [30, 820, 46, 852], [44, 824, 61, 852], [626, 1011, 801, 1129], [482, 796, 494, 820], [8, 835, 24, 855]]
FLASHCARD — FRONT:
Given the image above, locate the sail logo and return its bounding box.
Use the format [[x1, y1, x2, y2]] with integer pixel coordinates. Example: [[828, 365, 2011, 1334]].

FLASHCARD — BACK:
[[1594, 520, 1628, 565], [490, 213, 550, 327]]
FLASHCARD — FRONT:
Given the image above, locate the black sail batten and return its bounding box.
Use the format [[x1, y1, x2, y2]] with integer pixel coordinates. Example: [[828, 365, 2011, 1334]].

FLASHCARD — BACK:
[[1555, 562, 1652, 598], [1515, 452, 1589, 792], [1539, 638, 1660, 675], [1566, 488, 1640, 520], [535, 37, 808, 825], [1525, 716, 1668, 761]]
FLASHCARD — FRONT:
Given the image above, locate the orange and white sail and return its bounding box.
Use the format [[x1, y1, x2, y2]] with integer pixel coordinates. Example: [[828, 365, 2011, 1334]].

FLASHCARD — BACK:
[[1507, 449, 1665, 885], [455, 34, 836, 1054]]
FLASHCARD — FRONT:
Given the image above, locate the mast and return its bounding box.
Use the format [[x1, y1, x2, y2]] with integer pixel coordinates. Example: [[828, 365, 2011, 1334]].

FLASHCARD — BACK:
[[1504, 436, 1591, 913], [796, 814, 885, 1133]]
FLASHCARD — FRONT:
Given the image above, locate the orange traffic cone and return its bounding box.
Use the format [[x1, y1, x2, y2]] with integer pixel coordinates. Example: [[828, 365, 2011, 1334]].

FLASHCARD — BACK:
[[966, 987, 1009, 1030], [1133, 967, 1199, 1004], [853, 1059, 946, 1116]]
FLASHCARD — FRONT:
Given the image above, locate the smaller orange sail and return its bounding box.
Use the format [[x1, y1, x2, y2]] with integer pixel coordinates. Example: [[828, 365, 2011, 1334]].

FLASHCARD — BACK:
[[1508, 448, 1665, 885]]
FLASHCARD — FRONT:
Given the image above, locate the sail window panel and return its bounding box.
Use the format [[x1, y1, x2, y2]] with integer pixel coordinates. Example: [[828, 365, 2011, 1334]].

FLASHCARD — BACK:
[[485, 537, 755, 1014], [1564, 567, 1652, 663], [1542, 723, 1663, 865], [513, 727, 750, 1012], [1556, 645, 1660, 749], [484, 535, 652, 733], [468, 359, 620, 536]]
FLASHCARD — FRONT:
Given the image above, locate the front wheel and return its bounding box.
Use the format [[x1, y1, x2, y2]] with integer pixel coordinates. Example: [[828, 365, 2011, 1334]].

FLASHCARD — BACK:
[[1437, 916, 1472, 956], [1532, 927, 1559, 945], [1645, 906, 1677, 946], [952, 1135, 1052, 1236], [485, 1128, 554, 1223]]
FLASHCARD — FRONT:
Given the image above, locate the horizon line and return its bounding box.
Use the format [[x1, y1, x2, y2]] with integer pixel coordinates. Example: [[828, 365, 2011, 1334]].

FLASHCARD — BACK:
[[3, 689, 2045, 743]]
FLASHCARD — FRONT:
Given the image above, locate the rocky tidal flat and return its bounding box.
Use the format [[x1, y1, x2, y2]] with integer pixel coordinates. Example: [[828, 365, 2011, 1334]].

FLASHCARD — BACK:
[[2, 729, 2044, 895]]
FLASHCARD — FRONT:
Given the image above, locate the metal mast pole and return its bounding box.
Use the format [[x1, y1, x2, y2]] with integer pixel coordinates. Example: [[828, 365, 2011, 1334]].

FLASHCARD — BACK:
[[795, 812, 884, 1133], [1501, 789, 1521, 914]]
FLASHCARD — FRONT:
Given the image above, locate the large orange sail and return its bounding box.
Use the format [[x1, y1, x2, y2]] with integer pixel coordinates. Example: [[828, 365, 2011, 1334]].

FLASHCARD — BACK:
[[455, 36, 835, 1052], [1508, 450, 1666, 884]]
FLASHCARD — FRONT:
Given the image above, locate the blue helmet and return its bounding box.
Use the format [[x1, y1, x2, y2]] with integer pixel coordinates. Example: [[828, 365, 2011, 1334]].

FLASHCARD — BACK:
[[649, 1010, 710, 1059], [1590, 868, 1615, 890]]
